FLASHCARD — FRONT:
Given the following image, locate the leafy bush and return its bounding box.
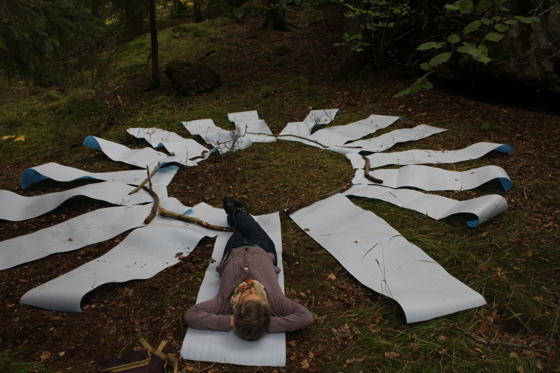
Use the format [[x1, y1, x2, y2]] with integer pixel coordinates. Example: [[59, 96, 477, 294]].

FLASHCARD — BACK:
[[394, 0, 540, 97]]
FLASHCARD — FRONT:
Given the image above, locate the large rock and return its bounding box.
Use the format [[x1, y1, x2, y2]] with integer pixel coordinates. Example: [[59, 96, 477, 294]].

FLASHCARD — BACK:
[[480, 0, 560, 93], [437, 0, 560, 94], [165, 60, 221, 96]]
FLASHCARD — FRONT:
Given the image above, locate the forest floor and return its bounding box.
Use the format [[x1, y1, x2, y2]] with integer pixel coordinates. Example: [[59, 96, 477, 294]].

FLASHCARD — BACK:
[[1, 4, 559, 373]]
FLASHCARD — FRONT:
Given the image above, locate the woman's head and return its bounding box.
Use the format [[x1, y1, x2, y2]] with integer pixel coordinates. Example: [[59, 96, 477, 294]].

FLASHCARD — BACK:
[[233, 296, 271, 341]]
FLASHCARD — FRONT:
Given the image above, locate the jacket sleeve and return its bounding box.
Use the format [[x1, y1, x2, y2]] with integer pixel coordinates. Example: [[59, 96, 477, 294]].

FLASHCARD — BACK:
[[184, 297, 231, 332], [268, 297, 314, 333]]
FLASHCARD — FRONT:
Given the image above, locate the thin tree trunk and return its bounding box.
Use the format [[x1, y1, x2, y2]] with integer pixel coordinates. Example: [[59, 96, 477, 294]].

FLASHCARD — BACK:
[[193, 0, 203, 23], [124, 0, 146, 39], [260, 0, 291, 31], [339, 1, 366, 70], [148, 0, 159, 89]]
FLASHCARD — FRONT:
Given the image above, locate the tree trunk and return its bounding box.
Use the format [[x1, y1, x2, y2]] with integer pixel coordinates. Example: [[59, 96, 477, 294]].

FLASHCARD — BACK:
[[148, 0, 159, 89], [193, 0, 203, 23], [261, 0, 291, 31], [339, 1, 366, 70], [124, 0, 146, 39]]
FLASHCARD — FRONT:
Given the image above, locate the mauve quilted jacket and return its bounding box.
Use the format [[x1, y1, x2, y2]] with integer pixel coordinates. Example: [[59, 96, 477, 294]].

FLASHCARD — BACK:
[[184, 246, 314, 333]]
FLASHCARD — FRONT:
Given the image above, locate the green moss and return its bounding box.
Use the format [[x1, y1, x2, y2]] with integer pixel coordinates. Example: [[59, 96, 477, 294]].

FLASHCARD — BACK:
[[259, 85, 276, 98], [43, 90, 63, 102], [0, 341, 50, 373], [286, 76, 315, 95]]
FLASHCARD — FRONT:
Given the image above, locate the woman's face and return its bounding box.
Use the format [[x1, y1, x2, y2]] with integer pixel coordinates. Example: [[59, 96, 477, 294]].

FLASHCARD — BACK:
[[238, 287, 264, 304]]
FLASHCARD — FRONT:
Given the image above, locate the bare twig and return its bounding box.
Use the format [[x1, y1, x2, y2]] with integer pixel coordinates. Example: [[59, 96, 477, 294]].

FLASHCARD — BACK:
[[277, 134, 329, 149], [363, 156, 383, 184], [158, 206, 235, 232], [285, 183, 353, 215], [129, 163, 161, 195], [363, 242, 380, 259], [143, 186, 159, 224]]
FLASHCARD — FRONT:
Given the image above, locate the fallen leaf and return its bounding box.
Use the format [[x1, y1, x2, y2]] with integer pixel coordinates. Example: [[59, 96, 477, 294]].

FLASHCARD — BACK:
[[301, 359, 310, 369], [327, 273, 336, 280], [344, 357, 365, 367], [384, 352, 400, 359], [288, 340, 297, 347], [40, 351, 51, 360], [332, 323, 352, 339], [478, 323, 490, 332]]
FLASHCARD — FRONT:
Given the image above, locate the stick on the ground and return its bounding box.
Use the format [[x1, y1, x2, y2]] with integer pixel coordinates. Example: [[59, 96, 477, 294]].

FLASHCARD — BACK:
[[158, 206, 235, 231], [129, 163, 161, 195], [143, 186, 160, 224], [285, 183, 353, 215], [363, 156, 383, 184], [276, 134, 329, 149], [140, 165, 233, 231]]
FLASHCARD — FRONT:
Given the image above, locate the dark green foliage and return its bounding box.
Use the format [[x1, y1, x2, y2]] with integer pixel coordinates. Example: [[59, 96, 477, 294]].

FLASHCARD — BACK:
[[393, 0, 541, 97], [0, 0, 106, 85], [169, 0, 190, 18], [336, 0, 413, 69]]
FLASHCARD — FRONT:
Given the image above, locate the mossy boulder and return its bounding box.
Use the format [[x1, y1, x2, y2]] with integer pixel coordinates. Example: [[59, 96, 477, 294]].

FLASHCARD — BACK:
[[165, 60, 221, 97], [234, 3, 267, 23]]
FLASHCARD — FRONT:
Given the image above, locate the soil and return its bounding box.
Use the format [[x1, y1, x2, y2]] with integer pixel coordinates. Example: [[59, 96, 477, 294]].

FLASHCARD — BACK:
[[1, 4, 559, 373]]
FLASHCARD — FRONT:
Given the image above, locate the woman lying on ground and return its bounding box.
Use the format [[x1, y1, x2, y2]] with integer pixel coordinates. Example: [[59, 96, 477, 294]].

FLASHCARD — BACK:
[[184, 196, 313, 340]]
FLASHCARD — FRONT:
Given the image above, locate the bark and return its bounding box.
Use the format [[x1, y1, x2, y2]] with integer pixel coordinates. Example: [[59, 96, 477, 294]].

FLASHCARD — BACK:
[[124, 0, 147, 39], [193, 1, 203, 23], [148, 0, 160, 89], [260, 0, 291, 31], [339, 1, 366, 70]]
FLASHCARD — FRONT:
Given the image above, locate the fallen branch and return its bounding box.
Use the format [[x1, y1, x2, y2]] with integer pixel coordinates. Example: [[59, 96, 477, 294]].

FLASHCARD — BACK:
[[285, 183, 353, 215], [276, 134, 329, 149], [363, 156, 383, 184], [140, 165, 234, 231], [129, 163, 161, 195], [143, 186, 160, 225], [158, 205, 235, 232]]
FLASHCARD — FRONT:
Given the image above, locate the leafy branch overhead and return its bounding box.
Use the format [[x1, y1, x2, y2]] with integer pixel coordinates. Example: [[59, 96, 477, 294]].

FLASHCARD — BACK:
[[394, 0, 541, 98]]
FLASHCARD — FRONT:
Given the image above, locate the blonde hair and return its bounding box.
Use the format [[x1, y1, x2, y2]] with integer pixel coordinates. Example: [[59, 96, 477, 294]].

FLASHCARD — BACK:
[[233, 299, 271, 341]]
